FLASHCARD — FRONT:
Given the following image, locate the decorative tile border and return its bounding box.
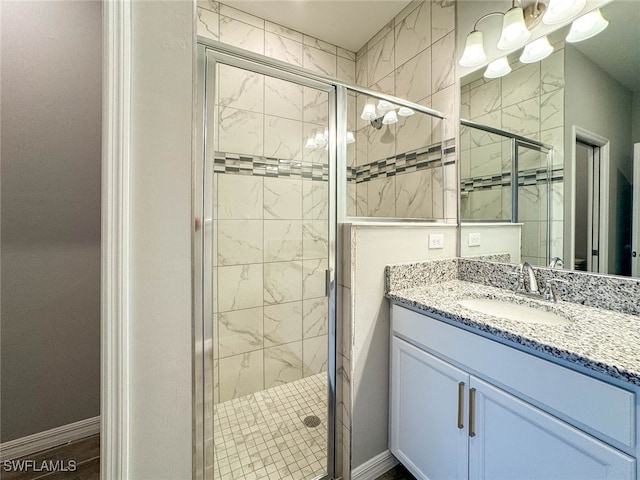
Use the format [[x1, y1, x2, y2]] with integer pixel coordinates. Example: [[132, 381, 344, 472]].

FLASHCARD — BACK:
[[349, 143, 446, 184], [215, 143, 454, 184], [443, 144, 456, 166], [460, 172, 511, 193], [461, 166, 563, 194], [213, 152, 329, 181]]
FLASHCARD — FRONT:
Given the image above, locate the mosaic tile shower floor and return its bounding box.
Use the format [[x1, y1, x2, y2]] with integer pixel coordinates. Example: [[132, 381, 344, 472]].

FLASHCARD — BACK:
[[213, 373, 328, 480]]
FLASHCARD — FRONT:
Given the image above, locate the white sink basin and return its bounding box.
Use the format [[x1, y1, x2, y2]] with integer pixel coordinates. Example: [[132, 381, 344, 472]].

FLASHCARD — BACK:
[[458, 298, 571, 326]]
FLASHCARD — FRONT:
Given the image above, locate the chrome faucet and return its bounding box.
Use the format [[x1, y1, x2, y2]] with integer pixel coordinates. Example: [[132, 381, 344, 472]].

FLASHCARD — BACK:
[[549, 257, 564, 269], [512, 262, 540, 295], [544, 278, 569, 302], [522, 262, 540, 294]]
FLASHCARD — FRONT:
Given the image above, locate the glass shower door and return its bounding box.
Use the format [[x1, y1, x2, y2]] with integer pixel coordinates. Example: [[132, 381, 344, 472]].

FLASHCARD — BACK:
[[516, 140, 553, 267], [196, 45, 336, 480]]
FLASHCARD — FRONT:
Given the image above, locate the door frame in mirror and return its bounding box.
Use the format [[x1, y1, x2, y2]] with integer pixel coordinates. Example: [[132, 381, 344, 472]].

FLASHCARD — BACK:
[[569, 126, 610, 273], [632, 144, 640, 277]]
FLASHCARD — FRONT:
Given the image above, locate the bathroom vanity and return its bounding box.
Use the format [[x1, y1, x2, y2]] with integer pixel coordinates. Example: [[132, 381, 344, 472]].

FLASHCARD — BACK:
[[385, 259, 640, 480]]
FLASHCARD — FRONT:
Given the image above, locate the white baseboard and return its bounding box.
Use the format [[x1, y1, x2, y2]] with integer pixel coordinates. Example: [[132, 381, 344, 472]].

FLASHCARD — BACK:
[[351, 450, 399, 480], [0, 416, 100, 461]]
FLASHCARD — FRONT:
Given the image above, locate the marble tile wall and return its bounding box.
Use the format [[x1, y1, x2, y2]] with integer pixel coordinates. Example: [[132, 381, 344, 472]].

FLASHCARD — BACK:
[[460, 43, 566, 266], [198, 1, 355, 404], [349, 0, 457, 221], [197, 1, 356, 83], [212, 172, 330, 404]]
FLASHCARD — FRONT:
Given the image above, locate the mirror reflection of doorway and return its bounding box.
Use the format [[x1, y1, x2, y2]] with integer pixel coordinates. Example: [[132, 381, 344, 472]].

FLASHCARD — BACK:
[[633, 144, 640, 277], [574, 141, 601, 272]]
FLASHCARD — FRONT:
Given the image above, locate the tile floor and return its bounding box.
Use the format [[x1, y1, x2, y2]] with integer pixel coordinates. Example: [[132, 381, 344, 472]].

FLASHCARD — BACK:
[[0, 400, 413, 480], [213, 373, 328, 480]]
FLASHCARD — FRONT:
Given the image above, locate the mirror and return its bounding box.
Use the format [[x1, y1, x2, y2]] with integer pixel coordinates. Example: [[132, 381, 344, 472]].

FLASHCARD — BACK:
[[457, 0, 640, 277]]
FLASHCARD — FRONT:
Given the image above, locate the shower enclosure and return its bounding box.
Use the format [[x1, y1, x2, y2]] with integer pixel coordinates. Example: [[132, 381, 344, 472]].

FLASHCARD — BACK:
[[195, 42, 337, 480], [460, 119, 559, 266], [194, 38, 447, 480]]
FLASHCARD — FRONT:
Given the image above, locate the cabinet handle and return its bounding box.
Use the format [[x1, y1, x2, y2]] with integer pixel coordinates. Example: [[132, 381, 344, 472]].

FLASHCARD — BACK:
[[469, 387, 476, 438], [457, 382, 465, 429]]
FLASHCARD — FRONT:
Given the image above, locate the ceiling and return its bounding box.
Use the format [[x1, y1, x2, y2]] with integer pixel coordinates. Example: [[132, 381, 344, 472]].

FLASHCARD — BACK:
[[221, 0, 412, 52], [573, 0, 640, 93]]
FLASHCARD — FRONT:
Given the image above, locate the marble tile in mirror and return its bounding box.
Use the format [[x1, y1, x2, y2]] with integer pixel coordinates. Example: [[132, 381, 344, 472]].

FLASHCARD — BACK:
[[456, 0, 640, 278]]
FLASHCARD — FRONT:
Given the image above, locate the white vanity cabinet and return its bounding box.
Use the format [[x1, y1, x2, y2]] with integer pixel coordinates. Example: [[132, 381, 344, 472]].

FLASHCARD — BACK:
[[391, 337, 469, 479], [390, 304, 638, 480]]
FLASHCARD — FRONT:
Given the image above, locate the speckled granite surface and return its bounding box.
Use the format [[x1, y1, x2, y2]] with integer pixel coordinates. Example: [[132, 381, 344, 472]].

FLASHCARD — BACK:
[[385, 258, 640, 387], [463, 253, 511, 263]]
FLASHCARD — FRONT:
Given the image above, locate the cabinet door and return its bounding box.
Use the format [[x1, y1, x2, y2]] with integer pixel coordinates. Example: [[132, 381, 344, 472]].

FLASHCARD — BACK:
[[469, 377, 636, 480], [390, 337, 469, 480]]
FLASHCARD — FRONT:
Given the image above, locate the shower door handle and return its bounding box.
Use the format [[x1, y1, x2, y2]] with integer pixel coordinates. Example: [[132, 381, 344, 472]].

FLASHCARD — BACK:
[[325, 269, 332, 297]]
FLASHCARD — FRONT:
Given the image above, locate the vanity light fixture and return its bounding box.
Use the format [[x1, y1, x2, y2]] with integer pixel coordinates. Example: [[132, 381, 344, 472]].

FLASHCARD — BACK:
[[566, 8, 609, 43], [314, 132, 327, 147], [484, 57, 512, 79], [346, 131, 356, 144], [522, 0, 548, 29], [377, 99, 394, 111], [497, 6, 531, 50], [304, 130, 355, 149], [459, 31, 487, 68], [360, 102, 377, 121], [382, 110, 398, 125], [359, 101, 414, 129], [542, 0, 586, 25], [519, 35, 554, 63], [397, 106, 415, 117], [460, 1, 533, 68]]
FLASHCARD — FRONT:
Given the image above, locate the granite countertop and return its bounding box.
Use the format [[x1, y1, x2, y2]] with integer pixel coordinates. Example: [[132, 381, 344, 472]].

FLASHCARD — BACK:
[[387, 279, 640, 387]]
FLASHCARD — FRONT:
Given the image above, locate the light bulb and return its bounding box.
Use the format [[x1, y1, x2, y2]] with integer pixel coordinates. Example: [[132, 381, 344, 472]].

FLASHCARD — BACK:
[[305, 138, 317, 149], [397, 106, 415, 117], [484, 57, 512, 79], [382, 110, 398, 125], [543, 0, 586, 25], [566, 9, 609, 43], [519, 36, 554, 63], [377, 100, 394, 111], [497, 7, 531, 50], [346, 131, 356, 144], [360, 102, 377, 121], [459, 30, 487, 68]]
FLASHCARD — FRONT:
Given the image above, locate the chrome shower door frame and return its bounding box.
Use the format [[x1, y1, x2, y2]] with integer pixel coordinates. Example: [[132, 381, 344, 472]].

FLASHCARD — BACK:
[[193, 41, 339, 480]]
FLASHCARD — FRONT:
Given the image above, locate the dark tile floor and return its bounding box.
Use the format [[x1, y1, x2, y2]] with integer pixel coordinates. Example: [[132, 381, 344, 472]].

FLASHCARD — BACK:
[[375, 464, 417, 480], [1, 435, 99, 480]]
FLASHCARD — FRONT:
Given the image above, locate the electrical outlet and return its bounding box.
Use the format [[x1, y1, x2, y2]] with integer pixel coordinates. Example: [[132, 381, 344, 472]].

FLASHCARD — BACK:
[[429, 233, 444, 249], [468, 232, 481, 247]]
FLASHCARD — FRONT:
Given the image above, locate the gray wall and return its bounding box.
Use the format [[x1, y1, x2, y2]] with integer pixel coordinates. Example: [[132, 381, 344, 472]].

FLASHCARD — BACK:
[[564, 45, 634, 275], [1, 0, 102, 442]]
